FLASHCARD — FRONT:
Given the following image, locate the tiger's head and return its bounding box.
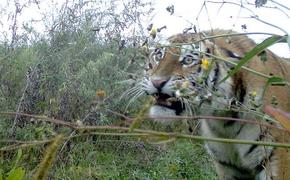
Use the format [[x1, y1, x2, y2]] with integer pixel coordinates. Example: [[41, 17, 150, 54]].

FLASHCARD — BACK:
[[142, 32, 231, 120], [140, 29, 290, 124]]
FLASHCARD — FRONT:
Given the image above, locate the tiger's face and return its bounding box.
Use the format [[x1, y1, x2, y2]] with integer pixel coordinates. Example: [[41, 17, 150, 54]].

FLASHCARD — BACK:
[[142, 35, 216, 119]]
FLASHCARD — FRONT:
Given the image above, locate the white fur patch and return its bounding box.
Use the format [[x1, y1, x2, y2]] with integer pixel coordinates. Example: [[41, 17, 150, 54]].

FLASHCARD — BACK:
[[149, 105, 176, 124], [256, 169, 266, 180]]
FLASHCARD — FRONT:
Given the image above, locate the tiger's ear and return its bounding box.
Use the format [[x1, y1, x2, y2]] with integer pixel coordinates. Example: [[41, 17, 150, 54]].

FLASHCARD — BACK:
[[199, 32, 216, 54], [199, 40, 215, 57]]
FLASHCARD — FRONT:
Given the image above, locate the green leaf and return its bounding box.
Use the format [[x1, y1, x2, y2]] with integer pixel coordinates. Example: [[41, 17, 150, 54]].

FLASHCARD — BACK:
[[261, 76, 285, 99], [14, 149, 22, 167], [267, 76, 284, 85], [257, 50, 267, 62], [219, 35, 287, 84], [7, 167, 25, 180], [145, 136, 176, 144]]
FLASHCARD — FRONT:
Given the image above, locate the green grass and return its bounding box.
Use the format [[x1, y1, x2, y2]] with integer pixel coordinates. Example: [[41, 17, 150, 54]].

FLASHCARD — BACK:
[[51, 139, 216, 179], [1, 125, 217, 180]]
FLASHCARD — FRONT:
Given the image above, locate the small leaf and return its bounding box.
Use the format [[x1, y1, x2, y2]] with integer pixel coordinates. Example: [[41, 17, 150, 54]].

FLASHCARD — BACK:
[[261, 76, 285, 99], [264, 106, 290, 132], [147, 23, 153, 31], [241, 24, 247, 30], [146, 136, 176, 145], [7, 167, 25, 180], [255, 0, 267, 8], [34, 135, 64, 180], [267, 76, 285, 86], [257, 50, 267, 62], [15, 149, 22, 165], [219, 35, 286, 84], [166, 5, 174, 15], [150, 27, 157, 39]]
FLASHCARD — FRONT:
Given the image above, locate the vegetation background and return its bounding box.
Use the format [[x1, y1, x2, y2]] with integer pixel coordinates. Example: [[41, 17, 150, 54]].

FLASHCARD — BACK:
[[0, 0, 288, 179]]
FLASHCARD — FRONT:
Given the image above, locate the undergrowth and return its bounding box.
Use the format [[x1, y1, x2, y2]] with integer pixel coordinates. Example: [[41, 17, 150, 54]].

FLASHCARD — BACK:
[[1, 124, 216, 179]]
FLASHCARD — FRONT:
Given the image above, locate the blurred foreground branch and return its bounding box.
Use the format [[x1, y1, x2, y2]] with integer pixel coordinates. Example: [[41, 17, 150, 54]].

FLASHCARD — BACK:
[[1, 111, 290, 152]]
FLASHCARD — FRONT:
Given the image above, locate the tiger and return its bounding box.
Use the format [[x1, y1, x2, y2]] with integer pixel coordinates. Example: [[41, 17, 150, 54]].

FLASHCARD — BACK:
[[140, 29, 290, 179]]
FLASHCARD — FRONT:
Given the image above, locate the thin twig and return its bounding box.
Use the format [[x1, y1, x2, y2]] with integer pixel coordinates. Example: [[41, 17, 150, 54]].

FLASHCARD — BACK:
[[1, 128, 290, 152], [1, 111, 287, 132], [106, 109, 134, 122], [1, 111, 290, 151], [250, 15, 288, 35], [269, 0, 290, 11], [206, 0, 288, 34], [246, 1, 290, 18], [147, 115, 285, 131], [9, 74, 30, 137], [1, 112, 76, 129]]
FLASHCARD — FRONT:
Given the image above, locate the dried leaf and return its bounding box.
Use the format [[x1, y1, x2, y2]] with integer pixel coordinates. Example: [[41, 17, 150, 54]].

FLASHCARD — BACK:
[[166, 5, 174, 15], [255, 0, 267, 8]]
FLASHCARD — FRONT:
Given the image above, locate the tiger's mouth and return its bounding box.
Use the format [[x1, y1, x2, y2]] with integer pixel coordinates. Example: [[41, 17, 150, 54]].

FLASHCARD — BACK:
[[152, 93, 184, 115], [153, 93, 173, 105]]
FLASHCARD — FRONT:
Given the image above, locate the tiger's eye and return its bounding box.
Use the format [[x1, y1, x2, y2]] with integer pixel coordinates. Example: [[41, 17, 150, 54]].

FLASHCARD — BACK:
[[181, 55, 195, 65], [154, 48, 164, 62], [155, 52, 163, 60]]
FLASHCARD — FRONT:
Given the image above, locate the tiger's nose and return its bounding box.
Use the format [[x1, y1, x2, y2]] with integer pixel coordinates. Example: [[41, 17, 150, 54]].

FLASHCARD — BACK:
[[151, 78, 168, 91]]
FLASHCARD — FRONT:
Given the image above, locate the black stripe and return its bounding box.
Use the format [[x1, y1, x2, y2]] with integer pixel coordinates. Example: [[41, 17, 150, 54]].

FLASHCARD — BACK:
[[217, 160, 251, 175], [211, 63, 220, 90], [224, 111, 239, 127], [246, 144, 258, 155], [197, 66, 202, 73], [254, 150, 274, 174], [255, 164, 264, 174], [225, 49, 242, 60], [217, 148, 272, 179], [235, 124, 243, 135], [172, 101, 184, 115], [191, 81, 196, 86], [205, 48, 211, 57], [224, 120, 237, 127], [245, 132, 267, 156], [224, 75, 246, 127], [204, 76, 208, 86]]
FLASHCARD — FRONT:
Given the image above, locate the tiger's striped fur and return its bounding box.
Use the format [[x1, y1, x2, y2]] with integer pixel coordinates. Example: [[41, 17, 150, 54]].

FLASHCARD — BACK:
[[141, 29, 290, 179]]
